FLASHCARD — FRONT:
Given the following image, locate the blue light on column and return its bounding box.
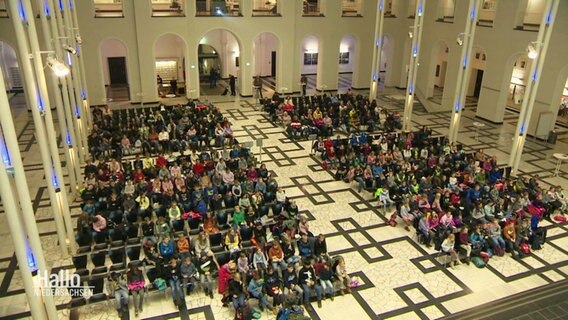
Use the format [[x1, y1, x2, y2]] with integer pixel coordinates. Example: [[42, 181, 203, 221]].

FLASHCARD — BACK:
[[470, 8, 476, 21], [38, 94, 45, 112], [18, 0, 27, 22], [372, 72, 377, 81], [412, 46, 417, 57], [463, 56, 468, 68], [376, 36, 381, 47], [76, 45, 81, 56], [74, 104, 80, 117], [66, 131, 72, 146], [58, 0, 64, 11], [546, 10, 552, 25], [66, 52, 72, 66], [81, 89, 86, 99], [43, 0, 51, 16], [379, 0, 384, 11], [69, 0, 73, 10], [52, 170, 60, 189], [455, 101, 460, 112], [0, 137, 11, 167], [409, 85, 413, 94], [417, 1, 423, 17], [532, 71, 537, 82], [26, 244, 38, 273], [520, 122, 526, 135]]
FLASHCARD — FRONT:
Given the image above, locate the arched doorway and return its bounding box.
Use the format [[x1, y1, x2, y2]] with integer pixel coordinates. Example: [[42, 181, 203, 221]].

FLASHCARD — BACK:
[[431, 41, 449, 101], [154, 33, 188, 98], [100, 38, 130, 101], [198, 29, 241, 96], [300, 35, 320, 95], [0, 41, 22, 92], [379, 35, 393, 88], [337, 35, 356, 92], [506, 53, 532, 112], [252, 32, 279, 97]]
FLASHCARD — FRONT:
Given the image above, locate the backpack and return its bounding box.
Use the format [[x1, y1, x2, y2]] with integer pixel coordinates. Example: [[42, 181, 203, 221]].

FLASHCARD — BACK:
[[479, 251, 490, 264], [519, 242, 531, 254], [471, 256, 486, 268], [493, 245, 505, 257], [153, 278, 167, 291], [388, 213, 398, 227]]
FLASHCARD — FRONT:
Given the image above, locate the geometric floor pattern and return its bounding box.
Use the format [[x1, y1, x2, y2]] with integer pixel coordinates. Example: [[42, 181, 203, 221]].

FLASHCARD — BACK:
[[0, 91, 567, 319]]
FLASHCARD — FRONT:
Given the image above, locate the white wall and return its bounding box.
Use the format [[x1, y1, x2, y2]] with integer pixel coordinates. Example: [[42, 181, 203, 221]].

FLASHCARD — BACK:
[[100, 38, 128, 86], [433, 42, 449, 88], [155, 34, 186, 81], [0, 41, 19, 90], [300, 35, 319, 75], [253, 33, 278, 77], [338, 35, 355, 73], [199, 30, 239, 79], [524, 0, 547, 24]]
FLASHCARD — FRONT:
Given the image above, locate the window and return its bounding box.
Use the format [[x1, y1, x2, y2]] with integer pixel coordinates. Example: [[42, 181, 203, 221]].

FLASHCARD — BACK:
[[196, 0, 241, 16], [303, 0, 323, 17], [516, 0, 545, 31], [0, 0, 8, 18], [478, 0, 496, 27], [304, 53, 318, 65], [252, 0, 280, 16], [152, 0, 184, 17], [93, 0, 124, 18], [342, 0, 361, 17], [436, 0, 455, 23], [339, 52, 349, 64]]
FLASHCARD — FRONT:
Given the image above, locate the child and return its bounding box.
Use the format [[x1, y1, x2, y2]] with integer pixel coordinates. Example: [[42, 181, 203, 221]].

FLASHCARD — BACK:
[[237, 251, 250, 281], [252, 247, 268, 277], [319, 262, 335, 301]]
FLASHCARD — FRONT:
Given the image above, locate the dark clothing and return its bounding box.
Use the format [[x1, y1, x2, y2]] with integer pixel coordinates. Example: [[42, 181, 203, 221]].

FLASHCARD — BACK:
[[319, 268, 333, 281], [229, 75, 236, 96], [314, 239, 327, 256], [282, 269, 299, 289], [298, 266, 317, 285]]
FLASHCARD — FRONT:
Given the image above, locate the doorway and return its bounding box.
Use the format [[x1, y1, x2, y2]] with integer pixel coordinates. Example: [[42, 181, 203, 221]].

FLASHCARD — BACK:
[[473, 69, 484, 97], [108, 57, 128, 85], [271, 51, 276, 77]]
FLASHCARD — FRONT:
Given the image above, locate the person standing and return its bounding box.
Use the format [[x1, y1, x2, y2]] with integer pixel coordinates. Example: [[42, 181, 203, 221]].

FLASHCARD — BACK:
[[170, 79, 178, 95], [209, 68, 217, 88], [300, 75, 307, 96], [229, 74, 236, 96], [253, 75, 263, 99]]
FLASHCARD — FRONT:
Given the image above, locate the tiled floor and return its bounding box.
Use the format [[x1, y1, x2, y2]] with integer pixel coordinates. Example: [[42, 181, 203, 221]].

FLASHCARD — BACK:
[[0, 89, 567, 320]]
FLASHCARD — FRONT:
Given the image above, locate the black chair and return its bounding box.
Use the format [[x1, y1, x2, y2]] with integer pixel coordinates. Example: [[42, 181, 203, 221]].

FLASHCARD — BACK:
[[215, 251, 231, 267], [210, 233, 224, 253], [91, 244, 108, 267], [272, 203, 283, 216], [72, 246, 90, 270], [93, 232, 107, 244], [109, 248, 125, 265], [172, 219, 185, 232], [69, 297, 87, 309], [126, 245, 141, 262], [258, 205, 270, 218]]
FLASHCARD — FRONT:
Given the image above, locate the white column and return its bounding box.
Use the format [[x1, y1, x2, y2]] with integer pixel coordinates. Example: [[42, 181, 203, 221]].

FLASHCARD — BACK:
[[0, 62, 57, 320], [369, 0, 386, 99], [59, 0, 88, 162], [68, 0, 92, 130], [402, 0, 425, 131], [49, 0, 86, 163], [510, 0, 559, 175], [9, 0, 75, 256], [448, 0, 482, 143], [35, 0, 80, 195]]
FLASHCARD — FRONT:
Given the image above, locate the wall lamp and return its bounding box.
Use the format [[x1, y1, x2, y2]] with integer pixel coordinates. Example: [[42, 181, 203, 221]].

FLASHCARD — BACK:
[[47, 57, 69, 77]]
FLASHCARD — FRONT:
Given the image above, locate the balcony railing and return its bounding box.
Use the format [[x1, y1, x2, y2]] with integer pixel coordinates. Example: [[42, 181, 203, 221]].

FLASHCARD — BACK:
[[252, 2, 279, 17], [196, 0, 241, 16], [94, 1, 124, 18], [152, 0, 184, 17]]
